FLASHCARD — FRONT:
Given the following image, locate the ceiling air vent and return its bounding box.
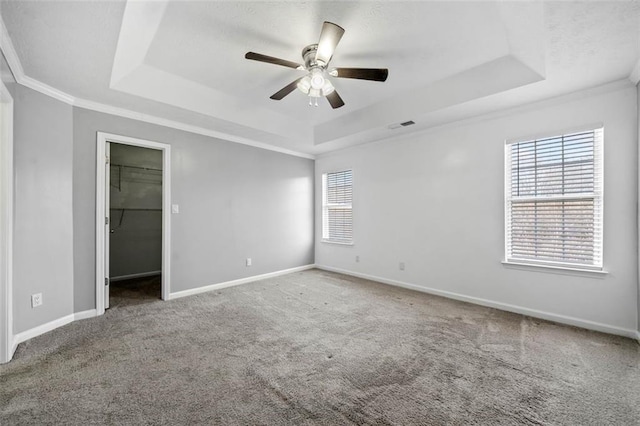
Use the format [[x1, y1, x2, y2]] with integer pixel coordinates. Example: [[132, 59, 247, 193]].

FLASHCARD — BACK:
[[388, 120, 415, 130]]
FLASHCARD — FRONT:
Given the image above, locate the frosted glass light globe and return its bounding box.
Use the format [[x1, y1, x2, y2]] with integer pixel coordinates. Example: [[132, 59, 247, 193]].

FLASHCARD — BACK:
[[310, 72, 325, 90]]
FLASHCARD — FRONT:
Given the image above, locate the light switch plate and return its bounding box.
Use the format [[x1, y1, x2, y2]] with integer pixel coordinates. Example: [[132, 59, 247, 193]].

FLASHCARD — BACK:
[[171, 204, 179, 214]]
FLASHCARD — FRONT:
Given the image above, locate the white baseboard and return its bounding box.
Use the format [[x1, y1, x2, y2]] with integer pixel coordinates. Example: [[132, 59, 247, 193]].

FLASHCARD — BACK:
[[168, 264, 315, 300], [74, 309, 97, 321], [9, 265, 316, 353], [11, 309, 98, 353], [13, 313, 75, 347], [5, 332, 16, 364], [316, 265, 638, 340], [110, 271, 161, 282]]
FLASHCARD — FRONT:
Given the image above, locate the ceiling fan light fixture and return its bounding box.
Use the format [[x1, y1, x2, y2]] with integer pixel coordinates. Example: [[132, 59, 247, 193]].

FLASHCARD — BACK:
[[321, 79, 335, 97], [246, 21, 387, 109], [297, 75, 311, 94], [297, 69, 334, 98], [310, 70, 325, 90]]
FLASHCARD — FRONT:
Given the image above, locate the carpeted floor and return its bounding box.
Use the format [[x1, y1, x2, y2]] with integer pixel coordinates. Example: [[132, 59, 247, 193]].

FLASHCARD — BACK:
[[1, 269, 638, 425], [109, 274, 162, 308]]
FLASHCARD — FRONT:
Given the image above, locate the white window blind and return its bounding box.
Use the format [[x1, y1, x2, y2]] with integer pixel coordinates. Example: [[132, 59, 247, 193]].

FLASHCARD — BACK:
[[505, 128, 603, 269], [322, 170, 353, 244]]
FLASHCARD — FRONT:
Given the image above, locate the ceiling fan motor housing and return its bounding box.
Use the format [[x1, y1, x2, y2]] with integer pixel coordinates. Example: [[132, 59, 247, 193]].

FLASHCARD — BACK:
[[302, 44, 322, 69]]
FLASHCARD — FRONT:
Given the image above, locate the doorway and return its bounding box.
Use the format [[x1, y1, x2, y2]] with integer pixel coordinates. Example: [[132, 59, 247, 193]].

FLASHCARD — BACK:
[[96, 133, 171, 316], [108, 143, 163, 308]]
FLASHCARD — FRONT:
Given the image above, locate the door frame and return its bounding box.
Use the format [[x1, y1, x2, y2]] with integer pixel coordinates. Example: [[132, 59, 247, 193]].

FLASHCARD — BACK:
[[96, 132, 171, 315], [0, 78, 14, 363]]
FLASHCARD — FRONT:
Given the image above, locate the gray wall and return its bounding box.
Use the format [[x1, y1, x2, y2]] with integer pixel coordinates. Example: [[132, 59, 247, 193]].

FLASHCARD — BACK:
[[73, 108, 314, 312], [109, 143, 162, 278], [638, 82, 640, 333], [8, 79, 636, 336], [316, 84, 638, 333], [9, 84, 74, 333]]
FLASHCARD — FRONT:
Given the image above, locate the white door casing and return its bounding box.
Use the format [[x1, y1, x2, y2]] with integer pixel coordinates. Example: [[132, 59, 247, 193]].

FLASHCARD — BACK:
[[96, 133, 171, 315], [0, 78, 14, 363], [105, 142, 110, 310]]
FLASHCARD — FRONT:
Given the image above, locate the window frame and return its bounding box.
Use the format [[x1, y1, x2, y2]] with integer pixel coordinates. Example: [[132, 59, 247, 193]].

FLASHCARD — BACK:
[[504, 126, 604, 272], [321, 169, 354, 245]]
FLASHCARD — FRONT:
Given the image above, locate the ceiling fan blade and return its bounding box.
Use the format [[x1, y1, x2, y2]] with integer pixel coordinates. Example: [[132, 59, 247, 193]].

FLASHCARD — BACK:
[[315, 22, 345, 66], [326, 90, 345, 109], [270, 78, 303, 100], [245, 52, 304, 70], [333, 68, 389, 82]]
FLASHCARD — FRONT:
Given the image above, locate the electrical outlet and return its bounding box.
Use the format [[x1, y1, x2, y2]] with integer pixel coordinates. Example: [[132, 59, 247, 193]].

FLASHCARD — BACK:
[[399, 262, 405, 271], [356, 255, 360, 263], [246, 258, 252, 267], [31, 293, 43, 308]]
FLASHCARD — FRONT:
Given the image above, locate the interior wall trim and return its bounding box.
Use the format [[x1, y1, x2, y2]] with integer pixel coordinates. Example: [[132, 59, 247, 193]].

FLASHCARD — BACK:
[[3, 11, 634, 163], [316, 265, 638, 340], [315, 79, 633, 160], [12, 313, 75, 348], [0, 70, 14, 364], [167, 264, 316, 300], [0, 14, 23, 80], [74, 98, 315, 160], [10, 309, 97, 356], [73, 309, 97, 321], [96, 132, 172, 314], [9, 263, 316, 356], [0, 16, 313, 160]]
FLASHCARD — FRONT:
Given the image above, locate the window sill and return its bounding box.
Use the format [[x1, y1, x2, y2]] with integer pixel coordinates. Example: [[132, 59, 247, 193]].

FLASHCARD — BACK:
[[502, 260, 608, 276], [322, 240, 354, 246]]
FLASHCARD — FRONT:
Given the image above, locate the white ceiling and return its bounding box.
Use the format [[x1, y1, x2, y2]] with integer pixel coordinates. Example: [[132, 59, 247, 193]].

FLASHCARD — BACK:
[[1, 1, 639, 156]]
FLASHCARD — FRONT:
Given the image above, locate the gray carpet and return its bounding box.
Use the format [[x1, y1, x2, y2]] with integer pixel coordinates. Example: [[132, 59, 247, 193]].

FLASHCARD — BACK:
[[1, 269, 638, 425]]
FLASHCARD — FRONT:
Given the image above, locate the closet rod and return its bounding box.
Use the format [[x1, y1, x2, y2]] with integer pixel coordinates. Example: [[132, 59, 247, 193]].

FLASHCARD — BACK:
[[111, 164, 162, 172], [109, 208, 162, 211]]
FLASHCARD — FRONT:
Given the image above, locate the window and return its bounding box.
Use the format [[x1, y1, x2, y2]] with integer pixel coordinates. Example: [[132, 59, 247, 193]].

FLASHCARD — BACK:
[[505, 128, 603, 270], [322, 169, 353, 244]]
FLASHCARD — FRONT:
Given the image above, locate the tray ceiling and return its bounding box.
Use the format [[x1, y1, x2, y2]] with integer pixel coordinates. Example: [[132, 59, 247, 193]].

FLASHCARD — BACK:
[[1, 1, 639, 155]]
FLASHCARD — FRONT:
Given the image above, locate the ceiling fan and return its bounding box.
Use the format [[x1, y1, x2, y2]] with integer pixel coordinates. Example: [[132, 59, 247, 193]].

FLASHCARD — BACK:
[[245, 21, 388, 109]]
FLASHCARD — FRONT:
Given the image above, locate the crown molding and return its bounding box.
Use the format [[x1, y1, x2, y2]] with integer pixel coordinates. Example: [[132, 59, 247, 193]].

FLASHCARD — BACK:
[[1, 13, 74, 103], [74, 97, 315, 159], [18, 74, 76, 105], [0, 14, 314, 160], [0, 14, 22, 79], [317, 78, 633, 159]]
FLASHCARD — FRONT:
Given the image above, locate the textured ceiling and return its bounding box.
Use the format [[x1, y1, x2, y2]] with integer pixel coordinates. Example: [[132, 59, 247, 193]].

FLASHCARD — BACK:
[[1, 1, 639, 155], [145, 1, 508, 120]]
